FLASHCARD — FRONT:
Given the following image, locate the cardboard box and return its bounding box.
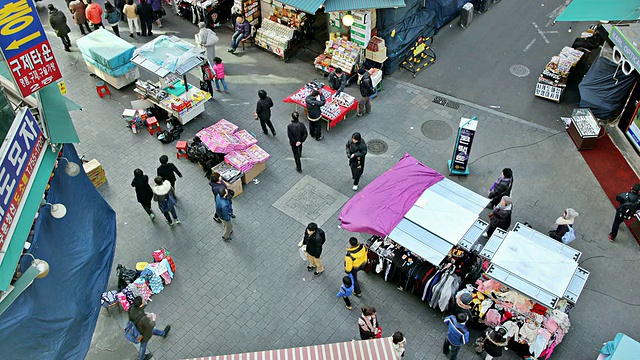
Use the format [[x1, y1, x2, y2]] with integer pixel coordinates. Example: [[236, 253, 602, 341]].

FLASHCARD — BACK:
[[224, 179, 243, 198], [83, 159, 107, 188], [241, 161, 267, 184], [366, 47, 387, 63]]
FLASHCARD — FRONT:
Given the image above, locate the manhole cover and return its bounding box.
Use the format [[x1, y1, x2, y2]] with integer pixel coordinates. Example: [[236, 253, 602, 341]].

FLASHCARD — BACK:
[[367, 139, 388, 155], [509, 64, 530, 77], [421, 120, 453, 141]]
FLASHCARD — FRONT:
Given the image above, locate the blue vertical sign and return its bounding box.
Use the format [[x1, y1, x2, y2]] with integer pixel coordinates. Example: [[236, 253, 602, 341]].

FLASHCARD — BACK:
[[448, 116, 478, 175]]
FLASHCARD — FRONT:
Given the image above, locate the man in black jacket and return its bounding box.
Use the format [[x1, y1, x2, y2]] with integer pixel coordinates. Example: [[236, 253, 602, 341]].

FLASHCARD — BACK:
[[303, 222, 326, 276], [328, 68, 347, 94], [129, 296, 171, 360], [254, 89, 276, 136], [609, 183, 640, 242], [305, 89, 326, 141], [136, 0, 153, 36], [487, 168, 513, 209], [157, 154, 182, 193], [346, 132, 367, 191], [356, 68, 375, 117], [287, 111, 308, 173]]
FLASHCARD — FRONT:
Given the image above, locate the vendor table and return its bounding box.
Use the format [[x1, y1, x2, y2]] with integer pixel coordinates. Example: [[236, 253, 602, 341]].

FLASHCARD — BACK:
[[283, 85, 358, 131], [134, 78, 210, 125]]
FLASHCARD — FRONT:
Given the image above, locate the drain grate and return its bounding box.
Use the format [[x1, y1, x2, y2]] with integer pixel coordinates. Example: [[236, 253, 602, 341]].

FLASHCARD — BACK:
[[367, 139, 389, 155], [432, 96, 461, 110]]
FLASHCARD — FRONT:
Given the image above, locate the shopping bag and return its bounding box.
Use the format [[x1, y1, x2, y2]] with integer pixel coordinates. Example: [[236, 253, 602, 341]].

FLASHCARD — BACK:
[[375, 326, 383, 338], [298, 246, 307, 261]]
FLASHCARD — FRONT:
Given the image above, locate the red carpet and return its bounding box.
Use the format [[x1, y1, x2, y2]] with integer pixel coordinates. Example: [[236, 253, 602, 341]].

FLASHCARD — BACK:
[[579, 133, 640, 244]]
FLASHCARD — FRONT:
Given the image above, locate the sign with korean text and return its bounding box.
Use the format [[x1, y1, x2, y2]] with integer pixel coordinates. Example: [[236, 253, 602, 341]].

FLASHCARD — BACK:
[[0, 108, 46, 266], [449, 116, 478, 175], [0, 0, 62, 97]]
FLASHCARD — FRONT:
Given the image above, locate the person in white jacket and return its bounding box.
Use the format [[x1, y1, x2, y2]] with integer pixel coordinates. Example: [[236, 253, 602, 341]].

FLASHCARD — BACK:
[[195, 22, 218, 66]]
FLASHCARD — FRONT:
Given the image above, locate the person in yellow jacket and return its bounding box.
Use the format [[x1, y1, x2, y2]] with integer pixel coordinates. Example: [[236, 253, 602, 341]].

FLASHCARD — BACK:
[[344, 237, 368, 296]]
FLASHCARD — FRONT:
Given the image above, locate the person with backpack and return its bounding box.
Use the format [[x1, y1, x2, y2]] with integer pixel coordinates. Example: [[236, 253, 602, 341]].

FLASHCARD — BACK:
[[128, 296, 171, 360], [302, 222, 326, 276], [85, 0, 104, 30], [487, 168, 513, 209], [356, 67, 376, 117], [152, 176, 180, 226], [336, 273, 355, 310], [344, 237, 368, 297], [443, 313, 470, 360], [200, 60, 214, 95], [104, 1, 121, 37], [549, 208, 579, 243], [609, 184, 640, 242], [216, 188, 234, 241]]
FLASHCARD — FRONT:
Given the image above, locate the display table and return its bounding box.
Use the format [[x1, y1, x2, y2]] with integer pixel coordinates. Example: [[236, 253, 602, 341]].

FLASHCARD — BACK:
[[567, 108, 600, 150], [535, 46, 584, 103], [283, 84, 358, 131], [134, 77, 210, 125]]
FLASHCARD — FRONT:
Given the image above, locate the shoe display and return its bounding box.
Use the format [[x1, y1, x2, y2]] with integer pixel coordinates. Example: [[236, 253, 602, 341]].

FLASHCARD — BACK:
[[306, 265, 316, 271]]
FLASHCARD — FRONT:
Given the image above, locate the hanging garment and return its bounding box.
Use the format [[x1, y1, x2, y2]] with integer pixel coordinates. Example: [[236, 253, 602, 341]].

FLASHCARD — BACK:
[[148, 275, 164, 294], [134, 279, 153, 301], [519, 322, 539, 344], [529, 333, 549, 358], [422, 269, 442, 301], [550, 309, 571, 331], [117, 292, 131, 311], [485, 309, 502, 327], [502, 320, 520, 342], [478, 298, 494, 317], [437, 274, 461, 312], [126, 283, 142, 299], [539, 338, 558, 360], [429, 271, 451, 308]]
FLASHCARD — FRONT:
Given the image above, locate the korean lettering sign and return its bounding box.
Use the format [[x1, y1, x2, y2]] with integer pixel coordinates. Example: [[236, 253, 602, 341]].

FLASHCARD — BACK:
[[0, 0, 62, 97], [450, 117, 478, 173], [0, 108, 45, 261]]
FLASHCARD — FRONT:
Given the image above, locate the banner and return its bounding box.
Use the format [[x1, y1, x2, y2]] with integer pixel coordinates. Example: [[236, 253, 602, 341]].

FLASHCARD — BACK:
[[448, 116, 478, 175], [0, 108, 46, 265], [0, 0, 62, 97]]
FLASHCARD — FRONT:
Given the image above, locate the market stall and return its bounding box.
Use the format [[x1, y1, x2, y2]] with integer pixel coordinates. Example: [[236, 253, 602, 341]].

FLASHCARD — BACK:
[[474, 222, 590, 358], [314, 38, 362, 79], [535, 46, 584, 103], [283, 81, 358, 131], [76, 29, 139, 89], [131, 36, 211, 125], [255, 0, 308, 60]]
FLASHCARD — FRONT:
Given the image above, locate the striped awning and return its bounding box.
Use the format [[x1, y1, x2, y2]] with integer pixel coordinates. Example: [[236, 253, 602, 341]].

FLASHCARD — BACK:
[[185, 337, 397, 360]]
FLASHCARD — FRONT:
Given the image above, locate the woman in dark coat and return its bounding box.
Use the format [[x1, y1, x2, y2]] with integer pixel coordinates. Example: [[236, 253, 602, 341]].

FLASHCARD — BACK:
[[346, 132, 367, 191], [483, 196, 512, 238], [481, 327, 508, 359], [131, 168, 155, 220]]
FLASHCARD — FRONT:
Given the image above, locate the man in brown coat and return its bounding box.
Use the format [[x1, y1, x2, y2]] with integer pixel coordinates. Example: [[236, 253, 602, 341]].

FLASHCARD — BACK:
[[128, 296, 171, 360], [48, 4, 72, 52], [68, 0, 92, 35]]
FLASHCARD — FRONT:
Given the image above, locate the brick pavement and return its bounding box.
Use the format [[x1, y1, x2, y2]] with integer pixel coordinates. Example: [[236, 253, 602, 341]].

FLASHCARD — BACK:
[[37, 2, 640, 359]]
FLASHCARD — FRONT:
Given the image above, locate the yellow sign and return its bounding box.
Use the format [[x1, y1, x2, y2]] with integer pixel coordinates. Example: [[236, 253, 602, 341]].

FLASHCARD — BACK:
[[413, 43, 426, 56], [57, 81, 66, 95]]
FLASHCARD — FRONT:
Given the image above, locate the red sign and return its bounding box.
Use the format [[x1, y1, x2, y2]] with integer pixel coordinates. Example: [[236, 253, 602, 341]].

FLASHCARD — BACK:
[[0, 0, 62, 97]]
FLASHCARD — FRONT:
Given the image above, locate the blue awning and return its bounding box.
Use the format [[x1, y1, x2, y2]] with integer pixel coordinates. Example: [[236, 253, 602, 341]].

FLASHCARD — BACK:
[[274, 0, 325, 14], [555, 0, 640, 22], [324, 0, 405, 12]]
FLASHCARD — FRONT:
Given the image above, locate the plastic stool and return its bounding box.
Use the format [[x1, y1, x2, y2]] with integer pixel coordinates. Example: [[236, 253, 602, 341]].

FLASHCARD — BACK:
[[146, 116, 161, 136], [176, 140, 188, 160], [96, 81, 111, 98]]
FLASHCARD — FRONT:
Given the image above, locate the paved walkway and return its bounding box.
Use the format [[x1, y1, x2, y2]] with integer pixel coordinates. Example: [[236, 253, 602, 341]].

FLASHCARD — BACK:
[[36, 2, 640, 359]]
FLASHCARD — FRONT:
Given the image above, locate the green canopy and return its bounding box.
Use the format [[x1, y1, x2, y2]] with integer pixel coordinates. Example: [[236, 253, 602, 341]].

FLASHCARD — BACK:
[[556, 0, 640, 22]]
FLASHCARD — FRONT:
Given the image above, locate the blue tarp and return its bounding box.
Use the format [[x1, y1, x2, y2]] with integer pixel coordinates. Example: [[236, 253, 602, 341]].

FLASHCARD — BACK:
[[0, 144, 117, 360], [579, 55, 636, 119], [425, 0, 469, 29]]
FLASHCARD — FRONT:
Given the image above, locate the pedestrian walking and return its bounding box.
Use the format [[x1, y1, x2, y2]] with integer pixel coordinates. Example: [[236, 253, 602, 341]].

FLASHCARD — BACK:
[[346, 132, 367, 191], [443, 313, 470, 360], [358, 306, 381, 340], [305, 89, 326, 141], [136, 0, 154, 36], [477, 327, 508, 360], [152, 176, 180, 226], [228, 15, 251, 53], [487, 168, 513, 209], [123, 0, 140, 37], [150, 0, 164, 28], [156, 154, 182, 194], [213, 57, 229, 93], [48, 5, 72, 52], [344, 237, 368, 297], [255, 90, 276, 136], [483, 196, 512, 238], [287, 111, 307, 173], [336, 273, 355, 310], [356, 68, 375, 117], [328, 67, 347, 94], [68, 0, 92, 35], [131, 169, 155, 220], [216, 188, 234, 241], [209, 172, 235, 223], [609, 184, 640, 242], [195, 22, 218, 66], [114, 0, 125, 20], [104, 1, 121, 37], [549, 208, 579, 242], [85, 0, 104, 30], [200, 60, 214, 95], [392, 331, 407, 359], [128, 296, 171, 360], [303, 222, 325, 276]]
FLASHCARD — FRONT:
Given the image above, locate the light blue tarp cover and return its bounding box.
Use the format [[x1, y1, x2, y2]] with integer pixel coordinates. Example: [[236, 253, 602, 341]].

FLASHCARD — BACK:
[[0, 144, 117, 360], [76, 28, 135, 70], [132, 35, 204, 76], [82, 53, 137, 77]]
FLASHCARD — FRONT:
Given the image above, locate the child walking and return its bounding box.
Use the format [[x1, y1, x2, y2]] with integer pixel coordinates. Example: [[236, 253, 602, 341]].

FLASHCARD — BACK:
[[213, 57, 229, 94], [336, 273, 355, 310]]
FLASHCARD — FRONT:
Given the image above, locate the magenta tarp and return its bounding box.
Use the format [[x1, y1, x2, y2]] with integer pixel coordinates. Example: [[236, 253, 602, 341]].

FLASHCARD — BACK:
[[339, 153, 444, 236]]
